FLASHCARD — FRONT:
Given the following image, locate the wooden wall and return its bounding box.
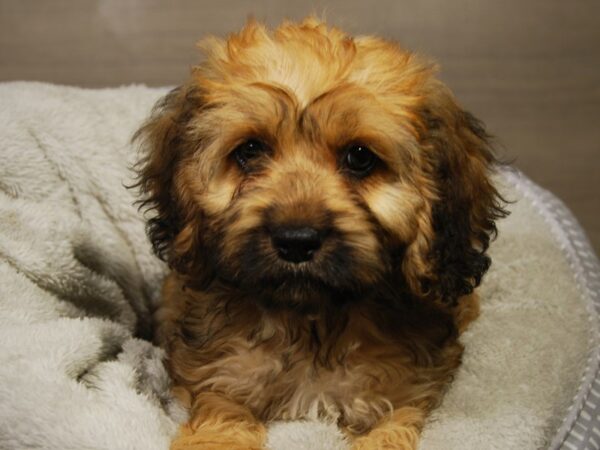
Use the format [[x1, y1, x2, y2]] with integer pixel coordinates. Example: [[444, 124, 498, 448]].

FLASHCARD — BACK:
[[1, 0, 598, 252]]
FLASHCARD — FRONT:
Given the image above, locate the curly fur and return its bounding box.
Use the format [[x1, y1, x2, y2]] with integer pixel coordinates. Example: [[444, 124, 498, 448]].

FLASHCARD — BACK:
[[134, 17, 507, 450]]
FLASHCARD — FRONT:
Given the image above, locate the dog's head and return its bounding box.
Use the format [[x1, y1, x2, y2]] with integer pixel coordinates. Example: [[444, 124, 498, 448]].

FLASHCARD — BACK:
[[135, 18, 507, 311]]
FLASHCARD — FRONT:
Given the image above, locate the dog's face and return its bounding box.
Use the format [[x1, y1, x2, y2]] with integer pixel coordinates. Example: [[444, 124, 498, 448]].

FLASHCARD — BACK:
[[136, 19, 506, 311]]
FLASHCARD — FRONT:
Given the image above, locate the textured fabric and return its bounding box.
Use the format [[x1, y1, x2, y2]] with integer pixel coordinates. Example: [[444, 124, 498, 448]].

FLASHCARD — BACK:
[[0, 82, 186, 450], [0, 82, 597, 450], [505, 173, 600, 450]]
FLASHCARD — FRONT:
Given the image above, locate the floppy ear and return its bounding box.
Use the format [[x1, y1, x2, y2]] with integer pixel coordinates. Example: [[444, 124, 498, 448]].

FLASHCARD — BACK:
[[133, 85, 207, 277], [404, 88, 508, 305]]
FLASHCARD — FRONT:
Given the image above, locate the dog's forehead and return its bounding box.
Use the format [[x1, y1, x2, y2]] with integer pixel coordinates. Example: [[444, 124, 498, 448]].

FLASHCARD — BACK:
[[196, 21, 432, 110]]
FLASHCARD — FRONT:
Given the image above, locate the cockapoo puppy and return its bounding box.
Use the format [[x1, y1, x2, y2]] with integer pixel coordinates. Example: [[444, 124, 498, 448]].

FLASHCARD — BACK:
[[135, 17, 507, 450]]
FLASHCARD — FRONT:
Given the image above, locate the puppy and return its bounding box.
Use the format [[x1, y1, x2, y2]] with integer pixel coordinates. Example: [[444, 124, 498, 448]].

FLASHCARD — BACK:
[[135, 17, 507, 450]]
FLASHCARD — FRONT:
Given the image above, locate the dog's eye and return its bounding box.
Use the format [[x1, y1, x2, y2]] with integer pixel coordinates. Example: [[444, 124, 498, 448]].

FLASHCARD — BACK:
[[233, 139, 268, 169], [343, 145, 378, 176]]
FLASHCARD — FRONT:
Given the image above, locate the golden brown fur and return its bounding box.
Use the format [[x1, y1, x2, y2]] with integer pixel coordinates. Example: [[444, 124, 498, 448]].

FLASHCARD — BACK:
[[135, 17, 507, 450]]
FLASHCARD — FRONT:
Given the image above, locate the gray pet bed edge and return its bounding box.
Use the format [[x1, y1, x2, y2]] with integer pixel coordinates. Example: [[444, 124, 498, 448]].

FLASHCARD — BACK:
[[507, 170, 600, 450]]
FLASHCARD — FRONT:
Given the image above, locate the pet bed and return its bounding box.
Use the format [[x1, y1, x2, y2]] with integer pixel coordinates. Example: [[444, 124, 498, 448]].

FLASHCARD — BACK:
[[0, 82, 598, 450]]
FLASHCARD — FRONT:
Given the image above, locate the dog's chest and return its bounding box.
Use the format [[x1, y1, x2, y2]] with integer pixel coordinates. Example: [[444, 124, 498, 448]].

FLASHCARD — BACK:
[[165, 284, 462, 433], [186, 314, 423, 433]]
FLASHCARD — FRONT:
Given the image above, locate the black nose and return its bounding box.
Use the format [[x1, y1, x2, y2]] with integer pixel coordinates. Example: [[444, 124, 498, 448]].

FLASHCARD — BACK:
[[272, 227, 322, 263]]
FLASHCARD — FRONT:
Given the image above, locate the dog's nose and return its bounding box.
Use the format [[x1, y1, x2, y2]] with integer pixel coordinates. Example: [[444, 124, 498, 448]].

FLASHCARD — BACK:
[[271, 227, 322, 263]]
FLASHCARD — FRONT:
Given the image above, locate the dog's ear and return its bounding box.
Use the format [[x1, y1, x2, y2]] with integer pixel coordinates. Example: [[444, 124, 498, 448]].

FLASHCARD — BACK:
[[133, 85, 205, 276], [403, 87, 508, 305]]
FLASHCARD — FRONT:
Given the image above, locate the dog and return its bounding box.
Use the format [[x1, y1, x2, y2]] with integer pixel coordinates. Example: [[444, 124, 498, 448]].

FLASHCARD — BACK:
[[134, 17, 507, 450]]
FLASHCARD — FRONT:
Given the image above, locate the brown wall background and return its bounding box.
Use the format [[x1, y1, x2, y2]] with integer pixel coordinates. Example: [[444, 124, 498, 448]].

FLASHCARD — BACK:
[[1, 0, 599, 253]]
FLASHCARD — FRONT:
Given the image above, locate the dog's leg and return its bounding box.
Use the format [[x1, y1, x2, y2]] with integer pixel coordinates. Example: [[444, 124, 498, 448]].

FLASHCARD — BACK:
[[171, 392, 266, 450], [350, 407, 425, 450]]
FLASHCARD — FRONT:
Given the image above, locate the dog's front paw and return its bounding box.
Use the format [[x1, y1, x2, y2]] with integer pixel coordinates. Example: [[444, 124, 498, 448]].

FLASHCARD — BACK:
[[352, 434, 418, 450], [170, 424, 265, 450], [171, 436, 264, 450], [349, 407, 423, 450]]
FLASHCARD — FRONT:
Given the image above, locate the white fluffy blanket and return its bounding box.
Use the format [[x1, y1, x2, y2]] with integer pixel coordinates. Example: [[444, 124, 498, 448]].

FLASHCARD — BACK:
[[0, 82, 593, 450]]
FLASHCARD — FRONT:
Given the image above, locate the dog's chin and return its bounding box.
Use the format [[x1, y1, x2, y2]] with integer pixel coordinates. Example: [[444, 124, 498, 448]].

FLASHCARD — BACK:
[[263, 277, 365, 313], [214, 240, 383, 312], [218, 269, 367, 314]]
